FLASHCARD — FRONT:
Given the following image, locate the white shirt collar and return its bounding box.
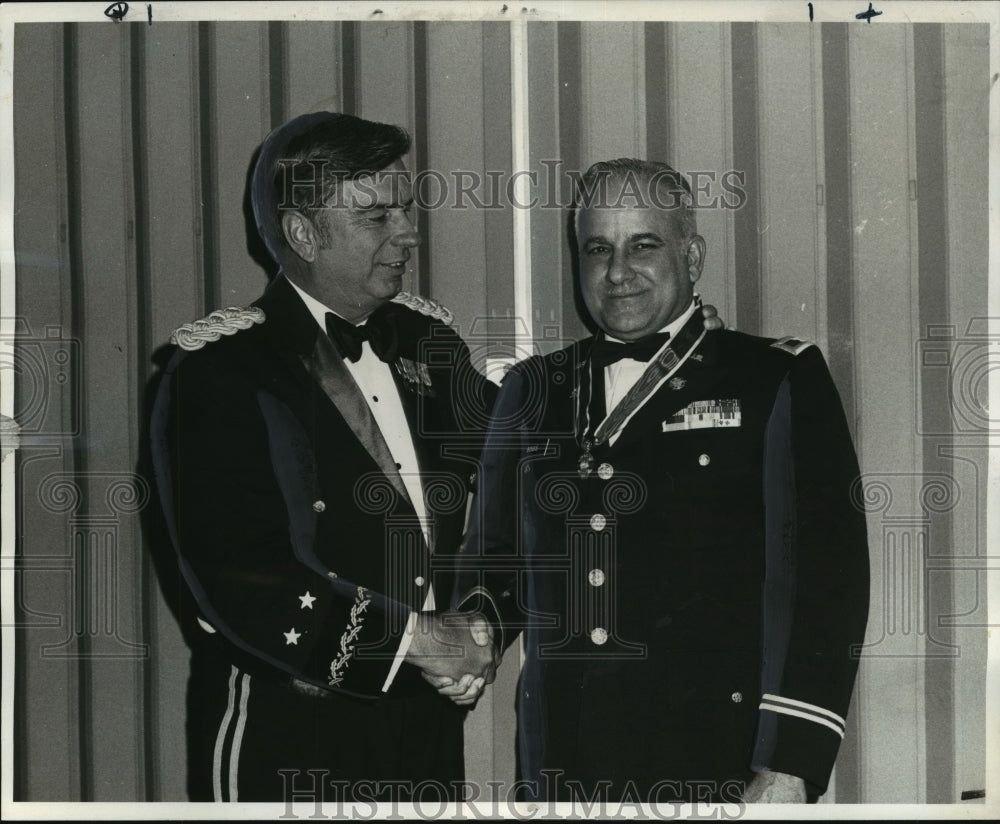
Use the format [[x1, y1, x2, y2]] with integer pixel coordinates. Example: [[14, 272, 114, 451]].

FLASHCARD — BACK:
[[287, 276, 366, 330]]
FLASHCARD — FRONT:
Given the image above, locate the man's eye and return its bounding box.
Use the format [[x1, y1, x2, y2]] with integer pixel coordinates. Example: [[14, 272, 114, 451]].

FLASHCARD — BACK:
[[587, 246, 609, 255], [368, 211, 389, 223]]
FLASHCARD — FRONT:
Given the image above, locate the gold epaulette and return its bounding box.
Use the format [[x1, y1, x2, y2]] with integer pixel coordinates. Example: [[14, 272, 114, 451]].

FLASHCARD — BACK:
[[770, 335, 815, 356], [391, 291, 454, 326], [170, 306, 266, 351]]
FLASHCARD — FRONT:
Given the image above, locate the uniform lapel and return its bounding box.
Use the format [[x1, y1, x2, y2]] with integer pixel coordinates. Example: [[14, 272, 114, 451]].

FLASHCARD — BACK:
[[256, 275, 413, 509], [303, 324, 414, 509]]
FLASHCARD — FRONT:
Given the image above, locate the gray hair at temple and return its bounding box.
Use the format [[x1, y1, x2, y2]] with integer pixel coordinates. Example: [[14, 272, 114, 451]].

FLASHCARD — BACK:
[[250, 111, 411, 265], [571, 158, 698, 242]]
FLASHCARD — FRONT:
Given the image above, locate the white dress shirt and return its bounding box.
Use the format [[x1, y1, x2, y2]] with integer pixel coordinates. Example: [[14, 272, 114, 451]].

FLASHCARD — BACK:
[[288, 280, 433, 691], [603, 299, 700, 446]]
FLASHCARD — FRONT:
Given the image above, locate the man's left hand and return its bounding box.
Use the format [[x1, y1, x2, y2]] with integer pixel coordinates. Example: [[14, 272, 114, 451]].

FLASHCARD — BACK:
[[741, 771, 807, 803]]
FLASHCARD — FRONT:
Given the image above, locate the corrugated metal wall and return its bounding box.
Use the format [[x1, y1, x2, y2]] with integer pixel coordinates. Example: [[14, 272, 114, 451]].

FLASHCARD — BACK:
[[9, 18, 989, 804]]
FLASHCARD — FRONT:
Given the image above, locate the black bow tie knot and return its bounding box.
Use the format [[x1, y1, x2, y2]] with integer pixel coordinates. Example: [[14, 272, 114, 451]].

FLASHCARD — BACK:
[[591, 332, 671, 367], [325, 310, 399, 364]]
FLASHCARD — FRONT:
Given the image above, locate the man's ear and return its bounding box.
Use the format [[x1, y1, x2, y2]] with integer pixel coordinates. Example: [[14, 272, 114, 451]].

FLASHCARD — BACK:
[[685, 235, 707, 284], [282, 210, 319, 263]]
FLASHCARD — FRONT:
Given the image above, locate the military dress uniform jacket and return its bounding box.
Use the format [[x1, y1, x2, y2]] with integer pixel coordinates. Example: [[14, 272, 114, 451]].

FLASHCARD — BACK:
[[458, 310, 870, 801], [151, 274, 494, 801]]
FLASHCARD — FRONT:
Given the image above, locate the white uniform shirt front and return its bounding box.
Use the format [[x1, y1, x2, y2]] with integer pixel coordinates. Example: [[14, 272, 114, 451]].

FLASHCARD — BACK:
[[289, 280, 434, 691]]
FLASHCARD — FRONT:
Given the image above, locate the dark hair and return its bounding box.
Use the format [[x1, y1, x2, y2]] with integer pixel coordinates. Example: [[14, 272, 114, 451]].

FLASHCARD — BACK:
[[250, 111, 411, 263], [572, 158, 696, 240]]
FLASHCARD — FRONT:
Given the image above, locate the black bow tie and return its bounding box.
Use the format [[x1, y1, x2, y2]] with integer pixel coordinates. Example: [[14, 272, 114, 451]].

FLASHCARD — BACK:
[[591, 332, 671, 367], [325, 310, 398, 364]]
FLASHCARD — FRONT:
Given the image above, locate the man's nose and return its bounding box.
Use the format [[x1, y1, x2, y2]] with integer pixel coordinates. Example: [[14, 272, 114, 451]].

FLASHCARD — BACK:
[[390, 213, 422, 248], [606, 250, 629, 283]]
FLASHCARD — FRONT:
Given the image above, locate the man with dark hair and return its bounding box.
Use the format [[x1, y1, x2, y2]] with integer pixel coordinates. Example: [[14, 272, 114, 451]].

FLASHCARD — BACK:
[[452, 159, 870, 804], [151, 111, 500, 802]]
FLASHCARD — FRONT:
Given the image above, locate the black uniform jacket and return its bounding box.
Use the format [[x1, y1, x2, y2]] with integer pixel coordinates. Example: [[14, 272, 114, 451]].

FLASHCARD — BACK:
[[150, 275, 495, 798], [458, 310, 870, 800]]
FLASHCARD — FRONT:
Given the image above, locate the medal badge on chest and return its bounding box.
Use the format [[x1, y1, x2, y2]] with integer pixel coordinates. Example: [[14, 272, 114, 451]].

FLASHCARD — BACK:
[[394, 357, 435, 396], [578, 439, 595, 479]]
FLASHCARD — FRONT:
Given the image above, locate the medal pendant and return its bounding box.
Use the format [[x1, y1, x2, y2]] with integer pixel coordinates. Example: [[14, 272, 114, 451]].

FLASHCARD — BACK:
[[578, 440, 594, 479]]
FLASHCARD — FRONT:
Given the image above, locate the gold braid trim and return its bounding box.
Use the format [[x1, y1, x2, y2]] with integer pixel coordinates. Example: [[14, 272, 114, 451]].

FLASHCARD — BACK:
[[170, 306, 266, 350], [328, 586, 372, 687], [391, 291, 454, 326]]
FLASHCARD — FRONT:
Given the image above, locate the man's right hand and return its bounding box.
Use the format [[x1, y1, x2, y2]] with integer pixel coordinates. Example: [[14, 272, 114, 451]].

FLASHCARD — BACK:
[[405, 611, 500, 706]]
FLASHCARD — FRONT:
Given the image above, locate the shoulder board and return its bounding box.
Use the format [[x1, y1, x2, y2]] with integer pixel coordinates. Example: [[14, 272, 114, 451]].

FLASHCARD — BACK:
[[170, 306, 266, 351], [770, 335, 815, 356], [391, 291, 454, 326]]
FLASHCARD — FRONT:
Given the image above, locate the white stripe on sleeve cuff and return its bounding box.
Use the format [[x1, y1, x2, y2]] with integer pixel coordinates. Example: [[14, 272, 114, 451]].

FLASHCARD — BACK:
[[759, 693, 846, 738]]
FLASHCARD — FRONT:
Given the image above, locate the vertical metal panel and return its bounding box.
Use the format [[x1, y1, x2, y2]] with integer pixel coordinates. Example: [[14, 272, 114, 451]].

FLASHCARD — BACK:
[[284, 22, 346, 117], [356, 22, 422, 294], [848, 23, 924, 803], [756, 24, 821, 341], [412, 23, 429, 297], [196, 23, 220, 311], [267, 22, 287, 128], [730, 22, 761, 336], [71, 21, 147, 801], [144, 23, 204, 342], [821, 23, 857, 438], [644, 23, 669, 163], [941, 23, 989, 803], [527, 23, 576, 345], [669, 23, 737, 331], [556, 22, 587, 341], [12, 22, 80, 801], [206, 23, 273, 306], [578, 23, 646, 165], [128, 24, 158, 802], [913, 23, 956, 805], [809, 27, 830, 360], [356, 22, 416, 130], [138, 21, 203, 801], [483, 23, 514, 334], [422, 24, 490, 332]]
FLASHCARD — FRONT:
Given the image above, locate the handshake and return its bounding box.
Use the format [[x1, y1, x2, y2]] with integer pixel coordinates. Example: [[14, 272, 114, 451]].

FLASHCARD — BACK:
[[405, 611, 501, 706]]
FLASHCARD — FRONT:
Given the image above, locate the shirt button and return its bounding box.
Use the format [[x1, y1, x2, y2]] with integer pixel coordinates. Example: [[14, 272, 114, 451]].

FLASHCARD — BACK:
[[312, 500, 326, 513], [731, 691, 743, 703], [588, 569, 606, 587], [590, 627, 608, 645], [589, 513, 607, 531], [698, 453, 711, 467], [597, 462, 614, 480], [414, 576, 426, 587]]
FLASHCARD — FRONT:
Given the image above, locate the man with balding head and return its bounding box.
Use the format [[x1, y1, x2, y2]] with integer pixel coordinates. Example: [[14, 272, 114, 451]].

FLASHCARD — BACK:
[[454, 159, 870, 804]]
